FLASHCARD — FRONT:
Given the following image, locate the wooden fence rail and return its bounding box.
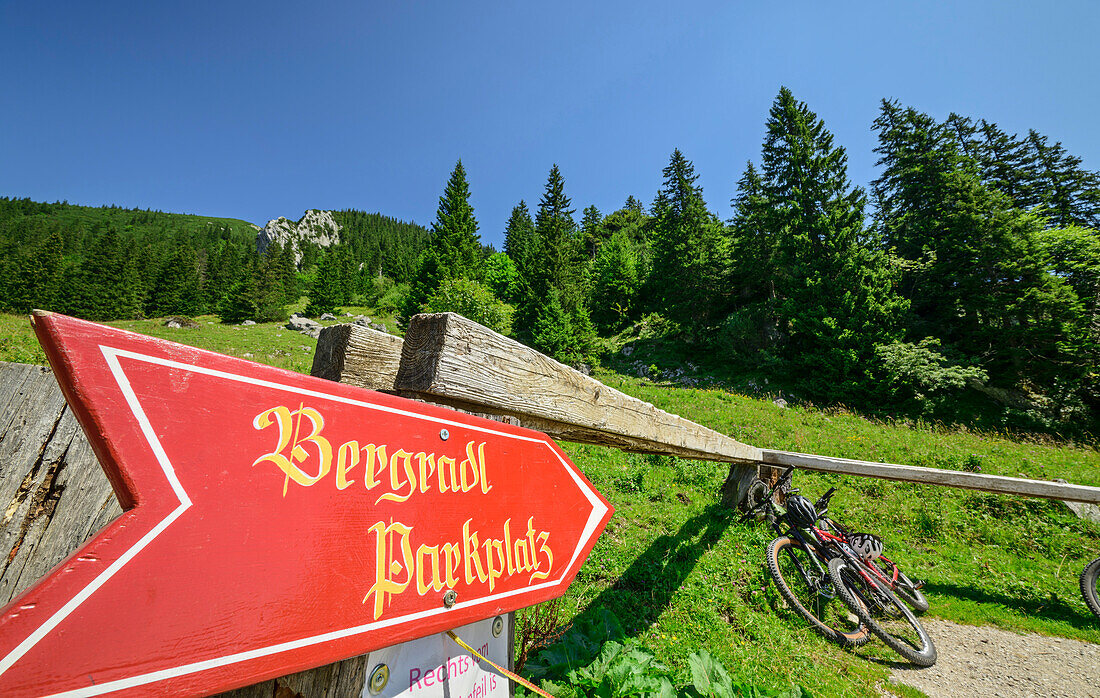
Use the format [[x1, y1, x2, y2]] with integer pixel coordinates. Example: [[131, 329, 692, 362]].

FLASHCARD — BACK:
[[314, 314, 1100, 506], [764, 450, 1100, 505]]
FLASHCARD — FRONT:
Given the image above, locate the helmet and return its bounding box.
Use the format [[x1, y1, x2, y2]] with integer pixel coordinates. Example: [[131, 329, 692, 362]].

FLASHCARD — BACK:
[[785, 495, 818, 529], [848, 533, 884, 561]]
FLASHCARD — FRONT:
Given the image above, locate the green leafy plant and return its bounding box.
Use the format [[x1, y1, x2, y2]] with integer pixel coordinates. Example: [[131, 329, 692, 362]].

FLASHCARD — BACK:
[[423, 278, 514, 335]]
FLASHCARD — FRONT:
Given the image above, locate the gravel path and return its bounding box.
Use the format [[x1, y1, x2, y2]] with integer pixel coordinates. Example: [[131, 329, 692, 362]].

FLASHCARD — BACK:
[[888, 619, 1100, 697]]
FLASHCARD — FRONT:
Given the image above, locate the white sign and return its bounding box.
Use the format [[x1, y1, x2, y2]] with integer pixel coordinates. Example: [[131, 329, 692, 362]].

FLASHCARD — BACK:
[[362, 615, 513, 698]]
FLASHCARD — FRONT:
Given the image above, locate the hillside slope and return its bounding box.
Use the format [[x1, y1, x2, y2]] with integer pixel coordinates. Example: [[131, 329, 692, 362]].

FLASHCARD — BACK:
[[1, 311, 1097, 695]]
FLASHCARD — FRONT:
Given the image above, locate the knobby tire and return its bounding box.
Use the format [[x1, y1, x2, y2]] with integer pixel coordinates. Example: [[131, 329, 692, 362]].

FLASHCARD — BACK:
[[766, 536, 870, 647], [873, 559, 929, 613], [828, 557, 936, 666], [1082, 556, 1100, 621]]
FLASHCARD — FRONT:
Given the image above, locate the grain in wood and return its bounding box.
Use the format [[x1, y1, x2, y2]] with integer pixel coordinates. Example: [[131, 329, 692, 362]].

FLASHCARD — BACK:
[[311, 323, 403, 391], [395, 313, 761, 464]]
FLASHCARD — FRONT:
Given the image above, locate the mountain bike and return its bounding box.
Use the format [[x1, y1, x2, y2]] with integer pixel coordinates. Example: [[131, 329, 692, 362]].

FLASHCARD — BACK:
[[742, 467, 871, 647], [1082, 555, 1100, 622], [744, 467, 936, 665]]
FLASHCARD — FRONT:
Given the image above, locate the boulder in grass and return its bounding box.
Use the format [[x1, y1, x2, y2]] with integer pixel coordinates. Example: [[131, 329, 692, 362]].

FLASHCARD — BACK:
[[286, 315, 322, 335], [320, 313, 337, 321], [163, 316, 199, 329]]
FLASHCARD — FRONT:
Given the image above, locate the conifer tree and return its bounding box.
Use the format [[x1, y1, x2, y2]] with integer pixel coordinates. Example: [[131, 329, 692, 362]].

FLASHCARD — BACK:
[[503, 201, 535, 288], [426, 159, 482, 280], [65, 227, 130, 321], [306, 247, 343, 317], [514, 165, 595, 362], [580, 205, 603, 260], [533, 165, 580, 295], [731, 88, 906, 398], [13, 231, 63, 312], [728, 161, 770, 305], [647, 149, 727, 333], [872, 99, 1083, 406], [403, 160, 482, 321], [150, 244, 204, 317]]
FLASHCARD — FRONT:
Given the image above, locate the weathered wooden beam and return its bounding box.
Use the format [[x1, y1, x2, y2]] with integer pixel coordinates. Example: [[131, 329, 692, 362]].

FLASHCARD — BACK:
[[763, 450, 1100, 504], [311, 323, 403, 391], [394, 313, 761, 464]]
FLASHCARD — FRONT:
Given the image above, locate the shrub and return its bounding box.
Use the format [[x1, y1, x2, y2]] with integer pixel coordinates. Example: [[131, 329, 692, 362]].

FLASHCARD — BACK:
[[875, 337, 988, 414], [483, 252, 520, 303], [423, 278, 514, 335]]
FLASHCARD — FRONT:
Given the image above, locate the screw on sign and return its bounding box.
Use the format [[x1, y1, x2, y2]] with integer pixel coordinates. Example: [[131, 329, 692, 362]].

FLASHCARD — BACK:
[[0, 312, 613, 697]]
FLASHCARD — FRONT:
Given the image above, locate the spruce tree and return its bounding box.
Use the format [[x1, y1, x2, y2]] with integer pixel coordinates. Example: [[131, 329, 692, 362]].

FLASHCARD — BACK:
[[13, 231, 63, 312], [533, 165, 580, 295], [647, 149, 727, 334], [579, 205, 603, 260], [503, 200, 536, 306], [65, 227, 129, 321], [428, 159, 481, 279], [872, 99, 1084, 409], [306, 247, 343, 317], [732, 88, 906, 398], [150, 244, 204, 317], [514, 165, 595, 362], [403, 160, 482, 321]]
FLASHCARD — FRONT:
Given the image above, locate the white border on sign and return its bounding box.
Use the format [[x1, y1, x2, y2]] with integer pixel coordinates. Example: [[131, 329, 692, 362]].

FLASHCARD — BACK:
[[0, 345, 609, 698]]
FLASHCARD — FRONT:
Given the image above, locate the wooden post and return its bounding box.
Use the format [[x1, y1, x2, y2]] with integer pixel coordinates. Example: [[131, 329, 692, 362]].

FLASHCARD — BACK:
[[311, 323, 403, 391], [392, 313, 761, 508]]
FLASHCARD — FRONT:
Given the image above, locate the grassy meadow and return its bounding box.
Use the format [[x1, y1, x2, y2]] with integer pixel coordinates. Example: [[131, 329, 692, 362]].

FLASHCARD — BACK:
[[2, 309, 1098, 696]]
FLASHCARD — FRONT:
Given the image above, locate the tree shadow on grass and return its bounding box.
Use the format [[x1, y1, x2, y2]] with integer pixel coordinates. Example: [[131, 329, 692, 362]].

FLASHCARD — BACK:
[[568, 502, 736, 641], [921, 581, 1098, 631]]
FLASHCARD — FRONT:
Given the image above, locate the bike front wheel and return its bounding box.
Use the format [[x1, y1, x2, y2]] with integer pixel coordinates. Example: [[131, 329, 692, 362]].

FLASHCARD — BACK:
[[1082, 556, 1100, 621], [766, 537, 871, 647], [828, 557, 937, 666]]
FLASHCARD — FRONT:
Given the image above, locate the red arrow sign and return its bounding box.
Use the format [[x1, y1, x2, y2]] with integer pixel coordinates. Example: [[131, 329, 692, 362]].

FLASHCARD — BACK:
[[0, 312, 612, 697]]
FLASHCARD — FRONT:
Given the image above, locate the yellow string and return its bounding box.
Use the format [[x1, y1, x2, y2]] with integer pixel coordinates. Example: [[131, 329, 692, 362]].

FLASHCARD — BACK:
[[446, 630, 555, 698]]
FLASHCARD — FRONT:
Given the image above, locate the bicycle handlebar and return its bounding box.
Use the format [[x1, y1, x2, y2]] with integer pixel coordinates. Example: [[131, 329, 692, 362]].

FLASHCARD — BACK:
[[813, 487, 836, 513]]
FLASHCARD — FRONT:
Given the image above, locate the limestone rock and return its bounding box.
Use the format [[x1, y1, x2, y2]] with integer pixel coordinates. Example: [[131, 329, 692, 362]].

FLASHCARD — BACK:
[[286, 314, 322, 337], [256, 209, 341, 265], [163, 316, 199, 329]]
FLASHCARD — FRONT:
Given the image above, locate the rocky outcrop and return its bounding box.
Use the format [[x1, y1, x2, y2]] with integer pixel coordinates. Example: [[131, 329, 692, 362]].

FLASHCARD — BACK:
[[256, 209, 341, 264]]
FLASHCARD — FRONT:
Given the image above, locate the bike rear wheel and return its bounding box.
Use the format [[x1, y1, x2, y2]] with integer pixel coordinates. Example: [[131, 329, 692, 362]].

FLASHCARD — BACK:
[[766, 537, 870, 647], [1082, 556, 1100, 621], [828, 557, 937, 666]]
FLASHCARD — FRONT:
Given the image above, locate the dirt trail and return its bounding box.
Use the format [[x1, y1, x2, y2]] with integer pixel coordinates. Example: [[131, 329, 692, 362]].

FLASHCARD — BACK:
[[888, 619, 1100, 697]]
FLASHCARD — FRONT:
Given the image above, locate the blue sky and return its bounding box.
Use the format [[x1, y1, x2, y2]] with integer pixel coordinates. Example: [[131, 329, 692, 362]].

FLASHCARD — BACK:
[[3, 1, 1098, 248]]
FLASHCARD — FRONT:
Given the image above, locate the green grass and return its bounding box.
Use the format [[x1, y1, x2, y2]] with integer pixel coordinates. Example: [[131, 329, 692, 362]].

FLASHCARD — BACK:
[[2, 310, 1098, 695], [0, 305, 400, 375]]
